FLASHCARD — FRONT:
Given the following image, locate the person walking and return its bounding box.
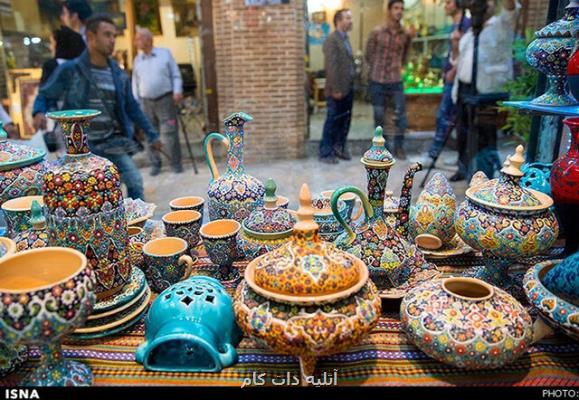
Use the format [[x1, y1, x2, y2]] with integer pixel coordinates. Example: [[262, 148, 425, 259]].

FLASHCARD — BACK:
[[132, 27, 184, 175], [32, 15, 162, 201], [60, 0, 93, 43], [319, 8, 355, 164], [365, 0, 412, 160], [412, 0, 470, 168], [40, 26, 86, 85], [451, 0, 520, 181]]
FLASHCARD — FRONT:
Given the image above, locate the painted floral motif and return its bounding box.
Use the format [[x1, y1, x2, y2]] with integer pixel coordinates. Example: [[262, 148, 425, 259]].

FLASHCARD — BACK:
[[311, 195, 347, 242], [44, 111, 131, 300], [237, 230, 292, 260], [0, 266, 95, 343], [409, 172, 457, 243], [524, 260, 579, 341], [164, 218, 202, 250], [235, 280, 381, 358], [4, 207, 36, 238], [469, 173, 543, 210], [0, 343, 27, 378], [205, 112, 265, 222], [15, 229, 49, 252], [202, 232, 239, 269], [401, 279, 533, 369], [456, 200, 558, 259]]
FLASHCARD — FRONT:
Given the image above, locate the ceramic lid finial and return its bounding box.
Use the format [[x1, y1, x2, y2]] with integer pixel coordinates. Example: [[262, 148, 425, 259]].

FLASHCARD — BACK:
[[29, 200, 46, 230], [294, 184, 318, 231], [501, 145, 525, 177], [0, 121, 6, 141], [372, 126, 385, 146], [264, 178, 278, 209]]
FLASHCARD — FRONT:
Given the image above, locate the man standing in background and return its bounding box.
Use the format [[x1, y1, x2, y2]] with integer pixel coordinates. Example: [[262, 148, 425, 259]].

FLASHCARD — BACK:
[[33, 15, 162, 200], [413, 0, 470, 168], [365, 0, 412, 160], [319, 9, 355, 165], [60, 0, 93, 43], [132, 27, 184, 175]]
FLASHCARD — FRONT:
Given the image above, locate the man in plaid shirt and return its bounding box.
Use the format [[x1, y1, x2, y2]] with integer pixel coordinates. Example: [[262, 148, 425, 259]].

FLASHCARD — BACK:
[[365, 0, 412, 160]]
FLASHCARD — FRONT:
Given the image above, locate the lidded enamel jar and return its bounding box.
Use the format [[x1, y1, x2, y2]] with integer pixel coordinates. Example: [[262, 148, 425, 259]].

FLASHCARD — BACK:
[[410, 172, 457, 250], [0, 122, 47, 207], [43, 110, 131, 301], [401, 277, 533, 369], [456, 145, 559, 293], [234, 184, 381, 383], [204, 112, 265, 222], [526, 0, 579, 106], [136, 276, 241, 372], [237, 178, 296, 260]]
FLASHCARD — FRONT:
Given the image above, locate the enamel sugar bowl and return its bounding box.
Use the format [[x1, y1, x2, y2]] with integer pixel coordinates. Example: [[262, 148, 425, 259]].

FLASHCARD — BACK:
[[401, 277, 533, 369], [455, 146, 559, 293], [234, 184, 381, 384], [237, 178, 296, 260]]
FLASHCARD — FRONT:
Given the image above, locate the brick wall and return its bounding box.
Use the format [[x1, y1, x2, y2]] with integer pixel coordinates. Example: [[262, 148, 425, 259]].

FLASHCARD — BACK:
[[212, 0, 307, 162], [524, 0, 549, 32]]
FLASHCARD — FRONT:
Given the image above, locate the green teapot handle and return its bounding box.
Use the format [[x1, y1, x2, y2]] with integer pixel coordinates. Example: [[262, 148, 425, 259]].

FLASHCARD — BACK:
[[330, 186, 374, 244], [203, 132, 229, 181]]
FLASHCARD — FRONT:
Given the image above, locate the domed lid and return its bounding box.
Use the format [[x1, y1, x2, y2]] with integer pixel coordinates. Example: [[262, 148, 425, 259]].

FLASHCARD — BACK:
[[362, 127, 395, 167], [245, 184, 368, 305], [0, 122, 46, 171], [466, 145, 553, 212], [422, 172, 455, 199], [242, 178, 295, 236]]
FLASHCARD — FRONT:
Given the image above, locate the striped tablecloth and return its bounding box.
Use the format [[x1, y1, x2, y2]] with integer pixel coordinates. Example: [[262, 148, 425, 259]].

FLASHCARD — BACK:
[[2, 247, 578, 387]]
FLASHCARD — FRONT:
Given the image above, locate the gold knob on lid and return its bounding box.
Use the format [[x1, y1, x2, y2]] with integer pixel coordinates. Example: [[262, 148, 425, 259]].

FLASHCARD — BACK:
[[294, 184, 318, 231]]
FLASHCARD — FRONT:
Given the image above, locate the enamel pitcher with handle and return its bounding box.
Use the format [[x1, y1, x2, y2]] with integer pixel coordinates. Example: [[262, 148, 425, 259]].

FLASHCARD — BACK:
[[203, 112, 265, 222], [330, 127, 437, 293]]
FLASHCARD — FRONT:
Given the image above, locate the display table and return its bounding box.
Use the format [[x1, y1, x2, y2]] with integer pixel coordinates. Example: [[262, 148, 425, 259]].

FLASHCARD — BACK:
[[1, 245, 578, 387]]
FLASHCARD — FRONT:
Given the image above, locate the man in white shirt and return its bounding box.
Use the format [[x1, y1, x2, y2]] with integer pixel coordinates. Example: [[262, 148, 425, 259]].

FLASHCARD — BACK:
[[450, 0, 520, 181], [132, 27, 184, 175]]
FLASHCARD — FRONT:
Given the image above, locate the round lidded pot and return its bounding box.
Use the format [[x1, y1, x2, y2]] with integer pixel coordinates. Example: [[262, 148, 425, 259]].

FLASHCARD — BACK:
[[237, 178, 295, 260]]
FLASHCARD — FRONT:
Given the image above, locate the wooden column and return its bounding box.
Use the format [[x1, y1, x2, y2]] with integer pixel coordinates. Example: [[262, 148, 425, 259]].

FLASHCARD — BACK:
[[199, 0, 219, 132], [125, 0, 136, 70]]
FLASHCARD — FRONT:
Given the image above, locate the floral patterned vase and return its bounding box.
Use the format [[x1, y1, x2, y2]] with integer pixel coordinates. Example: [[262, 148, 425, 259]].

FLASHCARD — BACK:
[[203, 112, 265, 222], [0, 122, 47, 208], [456, 145, 559, 296], [526, 1, 579, 106], [234, 184, 381, 384], [551, 117, 579, 256], [44, 110, 131, 300], [409, 172, 457, 248], [14, 199, 49, 252], [0, 247, 96, 386], [401, 277, 533, 369]]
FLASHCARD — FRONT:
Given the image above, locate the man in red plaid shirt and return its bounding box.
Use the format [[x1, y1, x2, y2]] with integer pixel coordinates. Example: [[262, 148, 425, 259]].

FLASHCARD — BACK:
[[365, 0, 412, 160]]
